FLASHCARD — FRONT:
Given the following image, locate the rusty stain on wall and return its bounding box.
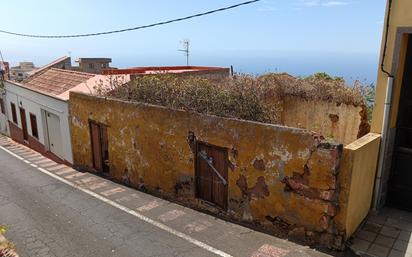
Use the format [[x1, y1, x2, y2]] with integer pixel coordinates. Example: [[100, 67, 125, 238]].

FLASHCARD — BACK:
[[69, 92, 351, 249]]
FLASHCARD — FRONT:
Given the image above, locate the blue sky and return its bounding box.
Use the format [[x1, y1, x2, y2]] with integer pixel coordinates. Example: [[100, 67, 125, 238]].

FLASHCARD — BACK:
[[0, 0, 386, 83]]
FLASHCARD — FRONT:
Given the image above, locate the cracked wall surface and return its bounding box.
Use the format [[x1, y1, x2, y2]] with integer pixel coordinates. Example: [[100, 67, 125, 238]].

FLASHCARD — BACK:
[[69, 92, 350, 248]]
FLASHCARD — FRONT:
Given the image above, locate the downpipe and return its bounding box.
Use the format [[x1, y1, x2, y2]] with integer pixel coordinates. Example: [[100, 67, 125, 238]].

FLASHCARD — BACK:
[[373, 76, 394, 210]]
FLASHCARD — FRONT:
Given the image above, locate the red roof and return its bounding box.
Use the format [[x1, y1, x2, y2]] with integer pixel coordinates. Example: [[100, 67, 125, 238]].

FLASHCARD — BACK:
[[102, 66, 230, 75], [23, 68, 95, 96]]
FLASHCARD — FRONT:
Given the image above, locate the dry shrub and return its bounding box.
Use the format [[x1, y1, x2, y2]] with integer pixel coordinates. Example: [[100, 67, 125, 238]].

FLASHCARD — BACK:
[[96, 72, 365, 124], [260, 73, 365, 106]]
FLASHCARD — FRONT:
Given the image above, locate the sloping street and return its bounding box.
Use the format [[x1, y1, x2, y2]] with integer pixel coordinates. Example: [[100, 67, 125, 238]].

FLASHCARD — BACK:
[[0, 136, 332, 257]]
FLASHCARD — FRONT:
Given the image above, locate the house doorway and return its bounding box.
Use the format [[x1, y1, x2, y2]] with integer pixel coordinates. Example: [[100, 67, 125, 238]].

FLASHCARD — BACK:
[[89, 120, 109, 173], [19, 107, 28, 141], [195, 142, 228, 210], [388, 36, 412, 211], [45, 111, 63, 159]]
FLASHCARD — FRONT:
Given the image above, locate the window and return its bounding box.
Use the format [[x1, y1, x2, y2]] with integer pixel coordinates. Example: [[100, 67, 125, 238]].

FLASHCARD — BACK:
[[30, 113, 38, 139], [88, 63, 95, 69], [0, 98, 4, 114], [101, 63, 107, 68], [10, 103, 18, 124]]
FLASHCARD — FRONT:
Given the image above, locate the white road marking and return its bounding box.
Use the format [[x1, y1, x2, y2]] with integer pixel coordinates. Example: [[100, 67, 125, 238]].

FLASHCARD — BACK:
[[0, 144, 233, 257]]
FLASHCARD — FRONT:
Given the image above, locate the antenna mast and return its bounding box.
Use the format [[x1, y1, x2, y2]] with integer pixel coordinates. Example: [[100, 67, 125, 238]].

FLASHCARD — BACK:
[[179, 39, 190, 66]]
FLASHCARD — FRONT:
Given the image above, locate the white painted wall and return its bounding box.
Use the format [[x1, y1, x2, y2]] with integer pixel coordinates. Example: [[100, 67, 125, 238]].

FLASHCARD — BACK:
[[4, 81, 73, 163], [0, 88, 9, 136]]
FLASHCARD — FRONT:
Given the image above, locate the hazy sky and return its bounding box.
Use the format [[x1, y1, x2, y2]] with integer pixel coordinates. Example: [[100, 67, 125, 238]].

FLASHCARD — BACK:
[[0, 0, 386, 83]]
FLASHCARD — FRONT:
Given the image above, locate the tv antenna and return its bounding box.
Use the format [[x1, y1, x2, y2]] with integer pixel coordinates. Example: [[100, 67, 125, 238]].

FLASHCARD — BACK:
[[179, 39, 190, 66]]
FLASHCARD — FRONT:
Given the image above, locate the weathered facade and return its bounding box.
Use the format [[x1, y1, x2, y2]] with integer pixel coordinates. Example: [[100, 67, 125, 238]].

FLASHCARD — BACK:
[[69, 92, 373, 248], [281, 95, 368, 145], [0, 87, 8, 136]]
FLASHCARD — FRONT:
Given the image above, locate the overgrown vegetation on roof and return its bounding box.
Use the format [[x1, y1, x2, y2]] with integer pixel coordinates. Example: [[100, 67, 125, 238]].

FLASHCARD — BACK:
[[94, 72, 369, 124]]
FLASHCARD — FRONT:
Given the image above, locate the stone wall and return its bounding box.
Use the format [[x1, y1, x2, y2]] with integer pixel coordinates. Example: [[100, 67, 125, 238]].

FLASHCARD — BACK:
[[69, 92, 352, 248], [335, 133, 381, 236], [281, 96, 369, 146]]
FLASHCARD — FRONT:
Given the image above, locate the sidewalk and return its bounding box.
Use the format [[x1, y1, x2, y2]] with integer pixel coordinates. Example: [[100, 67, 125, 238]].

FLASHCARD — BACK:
[[350, 208, 412, 257], [0, 134, 338, 257]]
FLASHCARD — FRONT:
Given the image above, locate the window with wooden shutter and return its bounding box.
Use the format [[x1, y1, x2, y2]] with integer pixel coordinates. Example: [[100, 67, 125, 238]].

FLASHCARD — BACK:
[[30, 113, 38, 139], [10, 103, 18, 124]]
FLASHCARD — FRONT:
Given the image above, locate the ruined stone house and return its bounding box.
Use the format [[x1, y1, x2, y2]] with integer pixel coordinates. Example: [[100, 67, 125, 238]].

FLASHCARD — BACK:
[[67, 70, 376, 249]]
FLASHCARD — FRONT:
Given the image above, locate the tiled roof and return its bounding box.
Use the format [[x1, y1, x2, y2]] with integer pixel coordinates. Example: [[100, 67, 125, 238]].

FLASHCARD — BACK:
[[23, 68, 95, 96]]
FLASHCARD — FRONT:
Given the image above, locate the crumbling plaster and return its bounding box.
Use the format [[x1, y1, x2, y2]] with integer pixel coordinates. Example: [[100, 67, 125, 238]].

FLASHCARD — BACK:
[[69, 92, 353, 248]]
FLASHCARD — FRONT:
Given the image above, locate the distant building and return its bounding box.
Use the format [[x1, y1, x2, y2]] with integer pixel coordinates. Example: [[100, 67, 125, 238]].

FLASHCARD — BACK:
[[0, 61, 10, 80], [10, 62, 38, 82], [75, 58, 112, 74]]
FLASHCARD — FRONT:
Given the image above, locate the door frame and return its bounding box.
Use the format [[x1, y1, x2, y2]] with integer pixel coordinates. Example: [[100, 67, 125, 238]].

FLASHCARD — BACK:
[[374, 28, 412, 209], [89, 119, 109, 173], [194, 141, 228, 210], [19, 107, 28, 141]]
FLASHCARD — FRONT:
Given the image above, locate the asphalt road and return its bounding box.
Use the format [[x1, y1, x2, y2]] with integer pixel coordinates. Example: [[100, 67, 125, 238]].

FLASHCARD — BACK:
[[0, 136, 333, 257]]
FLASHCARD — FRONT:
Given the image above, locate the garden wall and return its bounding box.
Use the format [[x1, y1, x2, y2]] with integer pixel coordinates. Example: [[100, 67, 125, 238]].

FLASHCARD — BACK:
[[69, 92, 350, 248], [335, 133, 381, 236], [281, 96, 369, 145]]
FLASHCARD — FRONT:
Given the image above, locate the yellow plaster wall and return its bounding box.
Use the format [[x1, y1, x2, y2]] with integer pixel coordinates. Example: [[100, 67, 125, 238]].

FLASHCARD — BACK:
[[372, 0, 412, 133], [69, 92, 348, 247], [335, 133, 381, 237], [282, 96, 366, 145]]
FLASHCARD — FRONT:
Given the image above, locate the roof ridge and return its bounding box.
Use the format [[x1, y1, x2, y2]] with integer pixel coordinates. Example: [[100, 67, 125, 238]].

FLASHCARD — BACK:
[[49, 68, 95, 77], [23, 56, 71, 82]]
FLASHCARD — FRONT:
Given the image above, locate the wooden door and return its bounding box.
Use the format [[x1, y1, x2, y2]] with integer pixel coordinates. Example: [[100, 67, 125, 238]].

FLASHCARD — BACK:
[[100, 125, 109, 173], [196, 142, 228, 210], [90, 121, 109, 173], [19, 107, 28, 141]]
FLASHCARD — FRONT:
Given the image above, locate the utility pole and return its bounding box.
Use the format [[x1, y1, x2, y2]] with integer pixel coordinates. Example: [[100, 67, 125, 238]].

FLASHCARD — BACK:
[[179, 39, 190, 66]]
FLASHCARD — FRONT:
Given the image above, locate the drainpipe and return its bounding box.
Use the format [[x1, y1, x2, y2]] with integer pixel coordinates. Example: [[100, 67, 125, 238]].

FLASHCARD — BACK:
[[373, 76, 393, 210], [372, 0, 393, 210]]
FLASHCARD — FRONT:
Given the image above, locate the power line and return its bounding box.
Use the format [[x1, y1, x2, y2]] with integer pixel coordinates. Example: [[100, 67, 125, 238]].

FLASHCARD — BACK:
[[0, 0, 261, 39]]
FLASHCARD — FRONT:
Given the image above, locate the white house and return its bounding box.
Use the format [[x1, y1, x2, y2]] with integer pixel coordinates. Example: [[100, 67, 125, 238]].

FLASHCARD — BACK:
[[0, 86, 9, 136], [3, 65, 131, 165], [4, 69, 95, 164]]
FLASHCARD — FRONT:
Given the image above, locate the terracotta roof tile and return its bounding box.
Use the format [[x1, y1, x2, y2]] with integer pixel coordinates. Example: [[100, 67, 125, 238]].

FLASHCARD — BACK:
[[23, 68, 95, 96]]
